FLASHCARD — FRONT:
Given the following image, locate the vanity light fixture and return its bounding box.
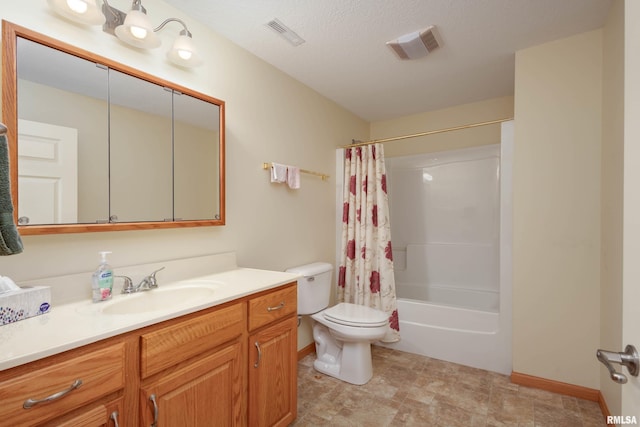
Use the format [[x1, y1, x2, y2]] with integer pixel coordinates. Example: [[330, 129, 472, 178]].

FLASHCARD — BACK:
[[46, 0, 203, 68], [113, 0, 160, 49], [47, 0, 106, 25]]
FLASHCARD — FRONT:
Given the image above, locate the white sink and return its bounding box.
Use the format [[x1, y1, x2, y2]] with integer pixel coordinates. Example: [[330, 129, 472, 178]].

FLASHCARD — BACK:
[[100, 282, 219, 315]]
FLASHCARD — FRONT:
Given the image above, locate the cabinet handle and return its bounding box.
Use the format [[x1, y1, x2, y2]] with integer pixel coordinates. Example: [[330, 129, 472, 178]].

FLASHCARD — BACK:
[[110, 410, 120, 427], [254, 341, 262, 368], [23, 379, 83, 409], [267, 302, 285, 312], [150, 394, 159, 427]]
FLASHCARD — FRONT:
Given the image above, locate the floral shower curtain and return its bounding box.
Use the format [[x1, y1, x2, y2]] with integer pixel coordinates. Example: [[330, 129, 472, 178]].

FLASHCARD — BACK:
[[338, 143, 400, 343]]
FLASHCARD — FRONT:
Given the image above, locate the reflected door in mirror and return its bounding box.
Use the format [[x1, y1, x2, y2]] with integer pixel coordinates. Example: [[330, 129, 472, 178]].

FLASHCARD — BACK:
[[17, 120, 78, 225], [17, 36, 109, 225]]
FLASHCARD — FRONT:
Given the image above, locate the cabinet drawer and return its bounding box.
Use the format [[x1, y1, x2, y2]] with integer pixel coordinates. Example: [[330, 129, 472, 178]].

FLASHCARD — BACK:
[[248, 284, 297, 331], [141, 302, 244, 378], [0, 342, 125, 427]]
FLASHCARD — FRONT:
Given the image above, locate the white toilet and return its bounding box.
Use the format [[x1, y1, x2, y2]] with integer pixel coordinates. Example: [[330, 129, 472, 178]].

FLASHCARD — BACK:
[[287, 262, 389, 385]]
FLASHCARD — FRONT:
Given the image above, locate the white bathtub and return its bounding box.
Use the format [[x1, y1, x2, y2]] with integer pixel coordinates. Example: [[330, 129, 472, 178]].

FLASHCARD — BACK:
[[379, 297, 511, 374]]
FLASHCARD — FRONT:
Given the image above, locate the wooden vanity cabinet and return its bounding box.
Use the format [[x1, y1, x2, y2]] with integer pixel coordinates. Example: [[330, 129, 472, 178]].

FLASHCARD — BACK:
[[248, 284, 298, 427], [0, 282, 298, 427]]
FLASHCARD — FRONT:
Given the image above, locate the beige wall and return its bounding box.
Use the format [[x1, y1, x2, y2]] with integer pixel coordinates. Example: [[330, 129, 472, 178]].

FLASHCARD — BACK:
[[371, 96, 513, 157], [513, 30, 603, 388], [600, 0, 624, 413], [0, 1, 368, 351]]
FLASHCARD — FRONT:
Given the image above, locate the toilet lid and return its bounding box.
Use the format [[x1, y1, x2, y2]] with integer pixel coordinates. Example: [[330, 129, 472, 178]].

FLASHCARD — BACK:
[[323, 303, 389, 327]]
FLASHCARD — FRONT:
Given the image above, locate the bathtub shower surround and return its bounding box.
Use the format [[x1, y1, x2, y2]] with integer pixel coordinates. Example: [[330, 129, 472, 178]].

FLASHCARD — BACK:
[[388, 144, 501, 311], [380, 123, 513, 374], [338, 143, 400, 343]]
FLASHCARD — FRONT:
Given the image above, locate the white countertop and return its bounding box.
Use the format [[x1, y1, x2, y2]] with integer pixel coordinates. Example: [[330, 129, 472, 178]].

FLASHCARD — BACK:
[[0, 268, 300, 371]]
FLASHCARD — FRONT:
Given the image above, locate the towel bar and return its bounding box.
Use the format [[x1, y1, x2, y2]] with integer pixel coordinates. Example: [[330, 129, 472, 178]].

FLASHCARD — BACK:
[[262, 162, 329, 181]]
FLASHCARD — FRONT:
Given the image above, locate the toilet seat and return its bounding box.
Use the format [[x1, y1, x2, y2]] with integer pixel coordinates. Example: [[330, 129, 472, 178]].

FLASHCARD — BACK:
[[323, 303, 388, 328]]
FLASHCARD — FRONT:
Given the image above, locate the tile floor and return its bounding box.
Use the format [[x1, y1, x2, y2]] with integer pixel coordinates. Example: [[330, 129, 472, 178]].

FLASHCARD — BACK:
[[293, 346, 607, 427]]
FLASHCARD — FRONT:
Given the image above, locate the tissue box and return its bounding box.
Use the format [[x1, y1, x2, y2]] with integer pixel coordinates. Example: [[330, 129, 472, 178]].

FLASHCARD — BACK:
[[0, 286, 51, 325]]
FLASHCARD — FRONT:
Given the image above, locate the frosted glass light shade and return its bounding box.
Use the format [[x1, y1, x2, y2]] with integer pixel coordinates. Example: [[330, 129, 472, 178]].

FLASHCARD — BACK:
[[167, 34, 202, 67], [114, 9, 160, 49], [47, 0, 105, 25]]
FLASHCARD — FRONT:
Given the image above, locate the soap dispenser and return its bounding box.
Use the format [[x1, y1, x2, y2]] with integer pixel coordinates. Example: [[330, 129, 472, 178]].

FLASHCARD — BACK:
[[92, 251, 113, 302]]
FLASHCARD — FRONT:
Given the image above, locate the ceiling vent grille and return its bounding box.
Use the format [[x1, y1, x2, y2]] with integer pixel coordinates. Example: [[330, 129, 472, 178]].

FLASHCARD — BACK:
[[387, 26, 441, 60], [266, 19, 305, 46]]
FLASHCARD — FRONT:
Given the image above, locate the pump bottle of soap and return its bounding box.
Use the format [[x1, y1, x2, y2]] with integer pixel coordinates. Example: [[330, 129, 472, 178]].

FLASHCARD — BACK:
[[92, 251, 113, 302]]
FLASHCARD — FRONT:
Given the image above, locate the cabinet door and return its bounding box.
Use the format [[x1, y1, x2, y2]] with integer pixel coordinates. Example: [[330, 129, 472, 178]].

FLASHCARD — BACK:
[[42, 398, 122, 427], [248, 316, 297, 427], [140, 341, 243, 427]]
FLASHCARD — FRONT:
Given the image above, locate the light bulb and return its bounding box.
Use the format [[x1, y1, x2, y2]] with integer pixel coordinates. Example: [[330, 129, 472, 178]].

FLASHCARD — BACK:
[[130, 25, 148, 40], [167, 34, 202, 67], [66, 0, 88, 14], [178, 49, 192, 60]]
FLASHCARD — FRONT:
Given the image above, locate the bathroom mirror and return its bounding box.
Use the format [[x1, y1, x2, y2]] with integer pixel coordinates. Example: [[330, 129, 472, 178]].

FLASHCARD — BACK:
[[2, 21, 225, 234]]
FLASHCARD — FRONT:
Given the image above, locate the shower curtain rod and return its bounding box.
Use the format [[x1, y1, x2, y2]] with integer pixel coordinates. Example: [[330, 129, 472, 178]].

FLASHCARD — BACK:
[[342, 117, 513, 149]]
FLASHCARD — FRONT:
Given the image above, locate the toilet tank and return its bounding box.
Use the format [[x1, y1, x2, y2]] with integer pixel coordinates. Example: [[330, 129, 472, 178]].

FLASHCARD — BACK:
[[286, 262, 333, 315]]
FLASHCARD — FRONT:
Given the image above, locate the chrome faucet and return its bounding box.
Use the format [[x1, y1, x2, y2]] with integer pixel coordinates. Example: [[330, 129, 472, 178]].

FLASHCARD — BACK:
[[117, 267, 165, 294]]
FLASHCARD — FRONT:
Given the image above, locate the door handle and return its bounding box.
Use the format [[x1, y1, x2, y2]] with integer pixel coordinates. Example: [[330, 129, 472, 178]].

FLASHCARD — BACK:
[[596, 344, 639, 384]]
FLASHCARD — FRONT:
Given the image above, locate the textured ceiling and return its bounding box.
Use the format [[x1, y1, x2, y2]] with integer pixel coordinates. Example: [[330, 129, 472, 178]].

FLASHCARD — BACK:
[[163, 0, 613, 122]]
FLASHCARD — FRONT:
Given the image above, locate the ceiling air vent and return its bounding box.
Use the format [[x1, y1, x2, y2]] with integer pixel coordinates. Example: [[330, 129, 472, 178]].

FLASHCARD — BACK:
[[266, 18, 305, 47], [387, 26, 441, 60]]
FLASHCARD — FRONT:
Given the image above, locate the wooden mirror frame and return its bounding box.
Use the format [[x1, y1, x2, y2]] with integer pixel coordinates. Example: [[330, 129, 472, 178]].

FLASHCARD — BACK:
[[2, 21, 225, 235]]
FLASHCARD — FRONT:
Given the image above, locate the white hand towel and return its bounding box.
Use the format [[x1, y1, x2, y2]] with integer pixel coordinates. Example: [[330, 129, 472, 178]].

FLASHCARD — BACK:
[[270, 163, 287, 183], [287, 166, 300, 189]]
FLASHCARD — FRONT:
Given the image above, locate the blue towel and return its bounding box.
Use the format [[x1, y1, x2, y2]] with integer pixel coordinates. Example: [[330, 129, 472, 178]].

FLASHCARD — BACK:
[[0, 134, 23, 255]]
